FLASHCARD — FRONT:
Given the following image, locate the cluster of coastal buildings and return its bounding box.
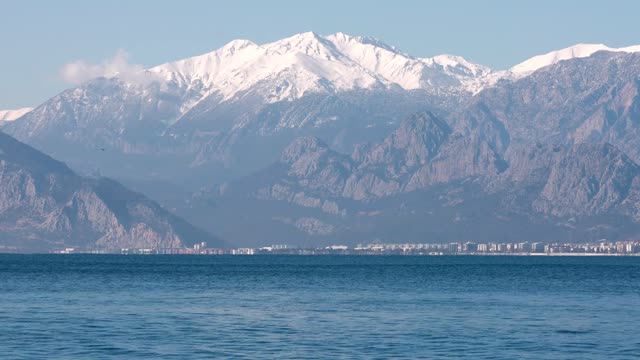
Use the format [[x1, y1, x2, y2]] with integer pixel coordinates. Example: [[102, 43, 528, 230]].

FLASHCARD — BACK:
[[53, 240, 640, 255], [349, 241, 640, 255]]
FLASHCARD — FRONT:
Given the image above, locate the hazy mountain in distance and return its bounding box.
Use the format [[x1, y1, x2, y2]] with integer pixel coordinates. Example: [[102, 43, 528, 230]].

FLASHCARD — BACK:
[[0, 131, 224, 252]]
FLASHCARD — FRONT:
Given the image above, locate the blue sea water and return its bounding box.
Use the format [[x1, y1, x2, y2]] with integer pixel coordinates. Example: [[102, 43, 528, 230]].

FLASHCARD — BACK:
[[1, 255, 639, 359]]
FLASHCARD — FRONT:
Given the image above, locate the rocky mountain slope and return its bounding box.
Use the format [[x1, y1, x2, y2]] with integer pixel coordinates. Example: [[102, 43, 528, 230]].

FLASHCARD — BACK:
[[0, 131, 222, 252], [188, 111, 640, 246], [454, 51, 640, 162]]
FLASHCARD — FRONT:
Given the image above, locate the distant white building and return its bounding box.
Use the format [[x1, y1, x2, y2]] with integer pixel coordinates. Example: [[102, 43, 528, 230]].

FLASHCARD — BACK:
[[233, 248, 255, 255]]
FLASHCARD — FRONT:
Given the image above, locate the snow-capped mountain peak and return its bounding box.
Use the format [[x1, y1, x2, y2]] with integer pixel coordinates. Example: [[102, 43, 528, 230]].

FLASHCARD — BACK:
[[148, 32, 493, 107], [427, 55, 491, 77], [221, 39, 258, 54], [0, 108, 32, 122], [510, 43, 640, 77], [105, 36, 640, 117], [266, 31, 339, 57], [327, 32, 406, 56]]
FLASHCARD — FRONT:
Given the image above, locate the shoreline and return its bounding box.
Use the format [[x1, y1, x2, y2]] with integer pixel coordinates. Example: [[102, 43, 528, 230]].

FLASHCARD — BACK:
[[1, 252, 639, 256]]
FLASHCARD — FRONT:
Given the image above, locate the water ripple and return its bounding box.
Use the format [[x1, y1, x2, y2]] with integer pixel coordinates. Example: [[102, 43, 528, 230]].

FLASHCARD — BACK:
[[1, 255, 639, 359]]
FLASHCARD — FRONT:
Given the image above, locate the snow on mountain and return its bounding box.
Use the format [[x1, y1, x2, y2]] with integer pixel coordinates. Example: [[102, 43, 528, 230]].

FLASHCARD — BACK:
[[152, 34, 640, 108], [326, 33, 492, 93], [151, 32, 378, 105], [422, 54, 494, 93], [0, 108, 32, 122], [509, 43, 640, 77], [149, 32, 491, 108], [83, 34, 640, 112]]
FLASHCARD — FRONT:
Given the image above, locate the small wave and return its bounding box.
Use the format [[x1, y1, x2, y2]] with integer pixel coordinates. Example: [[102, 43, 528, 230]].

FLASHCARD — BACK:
[[555, 329, 592, 335]]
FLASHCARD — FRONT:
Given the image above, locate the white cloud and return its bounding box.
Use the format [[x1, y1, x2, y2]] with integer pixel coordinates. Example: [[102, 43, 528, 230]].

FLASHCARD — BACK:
[[59, 49, 159, 85]]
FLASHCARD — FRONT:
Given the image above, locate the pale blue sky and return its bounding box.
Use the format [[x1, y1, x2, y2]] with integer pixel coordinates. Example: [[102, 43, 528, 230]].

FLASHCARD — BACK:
[[2, 0, 639, 108]]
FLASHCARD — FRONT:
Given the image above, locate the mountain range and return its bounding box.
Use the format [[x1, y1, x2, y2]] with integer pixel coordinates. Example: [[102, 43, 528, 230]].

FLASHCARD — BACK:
[[3, 32, 640, 249]]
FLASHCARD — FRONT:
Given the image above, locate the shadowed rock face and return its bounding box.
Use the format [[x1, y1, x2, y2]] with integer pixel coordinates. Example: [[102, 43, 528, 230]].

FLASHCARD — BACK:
[[260, 113, 640, 217], [531, 143, 640, 218], [489, 143, 640, 217], [266, 112, 506, 201], [0, 131, 223, 252], [354, 112, 451, 172]]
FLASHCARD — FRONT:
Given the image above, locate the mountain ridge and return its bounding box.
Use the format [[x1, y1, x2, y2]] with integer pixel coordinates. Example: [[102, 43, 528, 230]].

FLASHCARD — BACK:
[[0, 131, 225, 252], [147, 31, 493, 119], [509, 43, 640, 77]]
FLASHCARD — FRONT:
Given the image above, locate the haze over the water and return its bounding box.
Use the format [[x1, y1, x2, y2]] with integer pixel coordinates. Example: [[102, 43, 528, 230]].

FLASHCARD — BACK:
[[2, 0, 640, 109]]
